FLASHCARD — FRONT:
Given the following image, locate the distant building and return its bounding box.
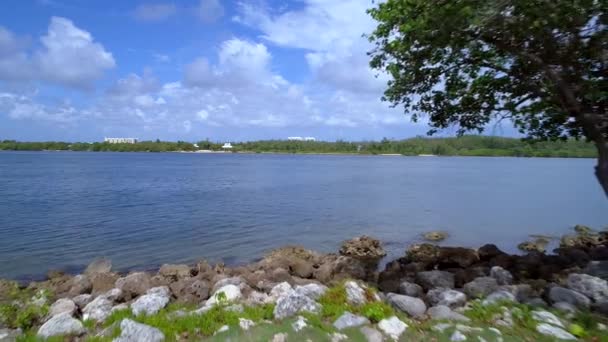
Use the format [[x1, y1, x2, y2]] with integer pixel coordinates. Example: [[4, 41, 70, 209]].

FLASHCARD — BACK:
[[304, 137, 316, 141], [222, 142, 233, 149], [104, 137, 138, 144], [288, 137, 303, 141]]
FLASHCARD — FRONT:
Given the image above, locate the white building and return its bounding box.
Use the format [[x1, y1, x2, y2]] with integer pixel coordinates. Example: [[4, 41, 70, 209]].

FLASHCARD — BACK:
[[104, 137, 138, 144], [304, 137, 316, 141], [288, 137, 303, 141], [222, 142, 233, 149]]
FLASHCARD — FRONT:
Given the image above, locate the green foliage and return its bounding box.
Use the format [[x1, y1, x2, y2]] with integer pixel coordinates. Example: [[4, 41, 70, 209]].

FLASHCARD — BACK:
[[0, 288, 50, 330], [317, 284, 351, 321], [103, 308, 135, 328], [242, 304, 275, 322], [359, 301, 395, 323], [0, 136, 597, 158], [367, 0, 606, 142], [137, 305, 240, 338], [464, 300, 508, 322], [568, 323, 587, 338]]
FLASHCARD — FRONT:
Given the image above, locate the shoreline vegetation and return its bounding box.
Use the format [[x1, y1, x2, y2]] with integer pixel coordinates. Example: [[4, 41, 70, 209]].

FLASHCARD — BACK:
[[2, 226, 608, 341], [0, 136, 597, 158]]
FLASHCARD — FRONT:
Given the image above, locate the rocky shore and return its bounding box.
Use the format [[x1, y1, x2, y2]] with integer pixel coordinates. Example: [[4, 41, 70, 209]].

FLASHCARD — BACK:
[[1, 228, 608, 341]]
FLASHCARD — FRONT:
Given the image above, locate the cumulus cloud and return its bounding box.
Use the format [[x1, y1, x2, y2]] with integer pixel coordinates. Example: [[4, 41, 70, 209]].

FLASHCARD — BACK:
[[133, 3, 177, 21], [0, 92, 79, 124], [195, 0, 224, 23], [0, 17, 115, 89]]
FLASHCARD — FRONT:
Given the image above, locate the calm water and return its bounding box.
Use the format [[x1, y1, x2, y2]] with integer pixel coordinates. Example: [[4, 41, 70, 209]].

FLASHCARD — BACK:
[[1, 151, 607, 279]]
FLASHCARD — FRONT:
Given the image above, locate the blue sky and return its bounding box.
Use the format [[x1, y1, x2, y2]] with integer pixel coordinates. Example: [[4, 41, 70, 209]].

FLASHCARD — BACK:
[[0, 0, 514, 142]]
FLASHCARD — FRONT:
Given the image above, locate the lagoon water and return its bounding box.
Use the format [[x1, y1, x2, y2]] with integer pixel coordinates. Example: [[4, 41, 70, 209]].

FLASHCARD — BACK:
[[1, 151, 607, 279]]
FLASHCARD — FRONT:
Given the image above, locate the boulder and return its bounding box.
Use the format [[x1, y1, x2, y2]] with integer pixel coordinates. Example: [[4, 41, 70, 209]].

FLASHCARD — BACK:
[[158, 264, 191, 279], [344, 280, 376, 305], [273, 292, 320, 319], [246, 291, 272, 306], [490, 266, 513, 285], [101, 288, 124, 302], [450, 330, 467, 341], [72, 294, 93, 308], [482, 290, 516, 306], [115, 272, 152, 299], [82, 296, 113, 322], [427, 305, 470, 322], [423, 231, 448, 242], [386, 293, 426, 318], [270, 282, 294, 301], [477, 244, 505, 261], [574, 224, 594, 234], [333, 312, 370, 330], [294, 284, 328, 300], [313, 255, 368, 283], [377, 316, 408, 340], [67, 275, 92, 297], [398, 281, 423, 298], [549, 286, 590, 309], [437, 247, 479, 268], [84, 258, 112, 275], [406, 243, 440, 265], [48, 298, 77, 318], [170, 279, 210, 303], [269, 268, 293, 284], [536, 323, 576, 340], [426, 289, 467, 308], [131, 287, 171, 316], [37, 313, 85, 338], [567, 273, 608, 302], [290, 259, 314, 278], [238, 318, 255, 330], [211, 277, 244, 294], [90, 272, 119, 295], [339, 235, 386, 260], [291, 316, 307, 332], [517, 240, 546, 253], [532, 310, 563, 328], [416, 271, 455, 290], [552, 302, 578, 314], [114, 318, 164, 342], [359, 326, 383, 342], [463, 277, 498, 299], [206, 284, 242, 307]]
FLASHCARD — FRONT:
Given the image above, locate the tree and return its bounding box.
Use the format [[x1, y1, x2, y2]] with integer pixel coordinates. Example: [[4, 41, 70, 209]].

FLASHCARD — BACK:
[[368, 0, 607, 196]]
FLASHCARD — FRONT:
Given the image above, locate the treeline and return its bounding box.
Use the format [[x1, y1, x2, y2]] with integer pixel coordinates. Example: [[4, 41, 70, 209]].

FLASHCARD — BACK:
[[0, 136, 597, 158]]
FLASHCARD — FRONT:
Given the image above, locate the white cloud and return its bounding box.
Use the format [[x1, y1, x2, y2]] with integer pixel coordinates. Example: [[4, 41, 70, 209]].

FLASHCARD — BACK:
[[133, 3, 177, 22], [0, 17, 115, 89], [0, 91, 79, 123], [195, 0, 224, 23]]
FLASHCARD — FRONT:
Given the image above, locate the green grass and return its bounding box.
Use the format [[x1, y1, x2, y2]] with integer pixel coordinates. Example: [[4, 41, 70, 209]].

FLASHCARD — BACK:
[[359, 301, 395, 323], [317, 283, 351, 321]]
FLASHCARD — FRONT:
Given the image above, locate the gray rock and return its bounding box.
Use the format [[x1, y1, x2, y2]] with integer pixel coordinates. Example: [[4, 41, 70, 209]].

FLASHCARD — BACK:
[[552, 302, 578, 314], [532, 310, 563, 328], [417, 271, 455, 290], [427, 288, 467, 308], [490, 266, 513, 285], [0, 328, 21, 342], [72, 294, 93, 308], [83, 296, 113, 322], [333, 312, 370, 330], [536, 323, 576, 340], [549, 286, 590, 309], [37, 313, 85, 338], [158, 264, 191, 279], [112, 304, 129, 313], [386, 293, 426, 318], [593, 300, 608, 315], [85, 258, 112, 275], [114, 318, 164, 342], [292, 315, 307, 332], [239, 318, 255, 330], [102, 288, 124, 302], [115, 272, 152, 298], [463, 277, 498, 299], [246, 291, 272, 306], [67, 274, 92, 297], [205, 284, 242, 307], [524, 298, 548, 308], [273, 292, 320, 319], [567, 273, 608, 302], [432, 323, 452, 332], [131, 286, 171, 316], [450, 330, 467, 341], [270, 282, 293, 301], [48, 298, 77, 318], [359, 326, 383, 342], [377, 316, 408, 340], [482, 290, 516, 306], [294, 283, 328, 300], [427, 305, 470, 322], [398, 281, 423, 298], [345, 281, 367, 305], [211, 276, 244, 294]]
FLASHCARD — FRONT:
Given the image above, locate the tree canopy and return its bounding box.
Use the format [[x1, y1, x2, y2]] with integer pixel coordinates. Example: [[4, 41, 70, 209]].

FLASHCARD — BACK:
[[367, 0, 607, 195]]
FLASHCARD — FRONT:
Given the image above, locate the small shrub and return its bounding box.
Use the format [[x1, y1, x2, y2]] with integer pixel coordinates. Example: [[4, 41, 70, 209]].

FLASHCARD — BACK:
[[242, 304, 275, 322], [318, 284, 351, 321], [360, 301, 395, 323]]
